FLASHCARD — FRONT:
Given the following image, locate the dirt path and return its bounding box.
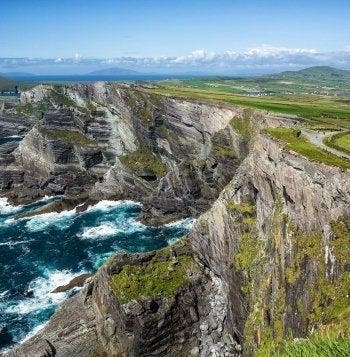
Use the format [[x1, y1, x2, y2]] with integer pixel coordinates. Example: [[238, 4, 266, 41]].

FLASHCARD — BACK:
[[302, 129, 350, 161]]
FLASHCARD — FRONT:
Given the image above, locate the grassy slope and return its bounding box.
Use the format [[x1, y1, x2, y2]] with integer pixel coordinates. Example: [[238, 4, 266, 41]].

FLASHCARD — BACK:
[[162, 66, 350, 97], [323, 131, 350, 156], [149, 87, 350, 130], [264, 128, 350, 169], [0, 76, 34, 92]]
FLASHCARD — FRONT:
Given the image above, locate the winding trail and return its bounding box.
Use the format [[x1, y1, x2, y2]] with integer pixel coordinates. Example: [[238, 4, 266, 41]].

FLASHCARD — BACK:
[[301, 129, 350, 161]]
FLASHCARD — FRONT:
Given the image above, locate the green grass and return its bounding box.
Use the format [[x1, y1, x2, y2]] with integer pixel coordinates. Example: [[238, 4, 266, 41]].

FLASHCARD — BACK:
[[274, 337, 350, 357], [16, 100, 56, 119], [264, 127, 350, 169], [38, 126, 96, 146], [119, 142, 167, 178], [110, 248, 195, 303], [49, 89, 76, 107], [148, 86, 350, 130], [324, 131, 350, 156]]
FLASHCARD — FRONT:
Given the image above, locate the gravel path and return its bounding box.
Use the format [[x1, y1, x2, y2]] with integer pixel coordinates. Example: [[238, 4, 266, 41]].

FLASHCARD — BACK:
[[302, 129, 350, 161]]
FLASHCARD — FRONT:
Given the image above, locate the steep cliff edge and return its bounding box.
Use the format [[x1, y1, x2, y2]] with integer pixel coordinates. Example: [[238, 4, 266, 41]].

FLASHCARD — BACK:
[[189, 132, 350, 355], [2, 84, 349, 356], [1, 83, 248, 222]]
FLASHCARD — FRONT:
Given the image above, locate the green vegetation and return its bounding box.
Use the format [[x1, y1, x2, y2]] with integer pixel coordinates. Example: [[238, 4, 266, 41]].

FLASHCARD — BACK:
[[226, 196, 350, 356], [149, 86, 350, 130], [16, 100, 56, 119], [161, 66, 350, 97], [211, 130, 238, 158], [119, 142, 167, 178], [49, 89, 76, 107], [0, 76, 34, 92], [110, 246, 195, 303], [274, 336, 350, 357], [323, 131, 350, 156], [264, 127, 350, 169], [226, 200, 255, 215], [38, 126, 96, 146], [269, 216, 350, 357]]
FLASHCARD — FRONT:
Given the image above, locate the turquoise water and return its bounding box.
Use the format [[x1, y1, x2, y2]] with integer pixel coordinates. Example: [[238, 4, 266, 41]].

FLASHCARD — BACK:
[[0, 197, 192, 352], [0, 136, 23, 145]]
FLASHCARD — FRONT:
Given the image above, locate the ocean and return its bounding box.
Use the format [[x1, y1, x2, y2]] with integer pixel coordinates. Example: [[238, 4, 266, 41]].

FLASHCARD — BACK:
[[0, 195, 193, 352], [10, 74, 195, 84]]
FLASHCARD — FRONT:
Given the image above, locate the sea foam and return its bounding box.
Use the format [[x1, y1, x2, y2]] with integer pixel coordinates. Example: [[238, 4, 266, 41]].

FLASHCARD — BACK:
[[80, 222, 118, 239], [25, 208, 77, 232], [0, 198, 23, 215], [86, 199, 141, 212], [4, 269, 85, 315]]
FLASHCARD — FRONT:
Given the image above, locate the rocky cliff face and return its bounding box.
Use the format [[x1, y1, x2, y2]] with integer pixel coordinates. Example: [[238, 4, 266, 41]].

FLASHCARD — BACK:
[[2, 84, 349, 356], [189, 132, 350, 354], [1, 83, 247, 221]]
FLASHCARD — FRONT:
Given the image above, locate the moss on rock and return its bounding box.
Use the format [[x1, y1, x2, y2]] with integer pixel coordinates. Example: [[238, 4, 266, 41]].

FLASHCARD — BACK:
[[109, 245, 196, 303], [119, 141, 167, 179], [38, 126, 96, 146]]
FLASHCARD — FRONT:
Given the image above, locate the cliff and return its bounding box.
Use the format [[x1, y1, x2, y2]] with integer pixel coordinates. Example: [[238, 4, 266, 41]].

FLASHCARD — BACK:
[[2, 84, 349, 356], [1, 83, 248, 221]]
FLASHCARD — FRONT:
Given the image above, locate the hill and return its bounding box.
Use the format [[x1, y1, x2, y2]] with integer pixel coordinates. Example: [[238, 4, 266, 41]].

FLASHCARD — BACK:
[[264, 66, 350, 82], [0, 76, 17, 92], [160, 66, 350, 96]]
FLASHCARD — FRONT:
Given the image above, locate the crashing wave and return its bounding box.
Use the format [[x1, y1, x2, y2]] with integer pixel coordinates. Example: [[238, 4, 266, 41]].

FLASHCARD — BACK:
[[0, 198, 23, 215]]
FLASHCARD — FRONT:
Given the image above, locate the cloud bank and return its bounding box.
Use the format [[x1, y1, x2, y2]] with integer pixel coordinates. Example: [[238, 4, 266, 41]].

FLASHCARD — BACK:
[[1, 46, 349, 75]]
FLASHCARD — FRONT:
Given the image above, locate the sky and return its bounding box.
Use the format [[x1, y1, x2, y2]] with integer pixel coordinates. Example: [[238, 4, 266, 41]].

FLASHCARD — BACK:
[[0, 0, 350, 74]]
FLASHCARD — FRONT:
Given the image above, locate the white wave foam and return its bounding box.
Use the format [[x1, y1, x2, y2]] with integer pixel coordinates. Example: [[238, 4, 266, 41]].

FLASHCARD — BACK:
[[21, 322, 48, 343], [35, 195, 63, 204], [0, 290, 9, 299], [164, 217, 195, 230], [5, 269, 85, 315], [0, 197, 23, 215], [80, 222, 117, 239], [0, 239, 34, 247], [7, 135, 23, 139], [86, 199, 141, 212], [25, 208, 77, 232]]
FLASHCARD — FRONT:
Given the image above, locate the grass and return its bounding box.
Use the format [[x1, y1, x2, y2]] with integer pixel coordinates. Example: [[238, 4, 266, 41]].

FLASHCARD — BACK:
[[109, 248, 195, 303], [16, 100, 55, 119], [323, 131, 350, 156], [148, 86, 350, 130], [264, 127, 350, 169], [38, 126, 96, 146], [274, 337, 350, 357], [49, 89, 76, 107], [119, 142, 167, 178]]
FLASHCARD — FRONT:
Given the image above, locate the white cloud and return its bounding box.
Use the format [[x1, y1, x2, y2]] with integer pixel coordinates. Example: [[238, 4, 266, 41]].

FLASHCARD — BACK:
[[1, 46, 349, 74]]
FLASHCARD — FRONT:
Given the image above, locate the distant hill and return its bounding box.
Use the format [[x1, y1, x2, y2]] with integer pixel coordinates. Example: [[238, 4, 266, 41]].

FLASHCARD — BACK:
[[0, 72, 36, 78], [163, 66, 350, 96], [87, 67, 138, 76], [263, 66, 350, 83], [0, 76, 17, 92]]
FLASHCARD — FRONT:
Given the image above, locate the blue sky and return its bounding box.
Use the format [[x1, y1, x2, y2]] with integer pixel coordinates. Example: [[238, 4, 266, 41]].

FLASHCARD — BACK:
[[0, 0, 349, 74]]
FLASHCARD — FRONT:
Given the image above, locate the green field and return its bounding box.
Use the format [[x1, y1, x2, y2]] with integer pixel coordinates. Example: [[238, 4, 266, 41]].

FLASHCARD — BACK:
[[323, 131, 350, 156], [149, 86, 350, 130], [148, 68, 350, 165], [162, 66, 350, 97], [264, 128, 350, 169]]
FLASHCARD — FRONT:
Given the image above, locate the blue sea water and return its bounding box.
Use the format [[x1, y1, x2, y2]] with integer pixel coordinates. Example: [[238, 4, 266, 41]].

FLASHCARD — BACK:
[[10, 74, 195, 84], [0, 196, 193, 352], [0, 136, 23, 145]]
